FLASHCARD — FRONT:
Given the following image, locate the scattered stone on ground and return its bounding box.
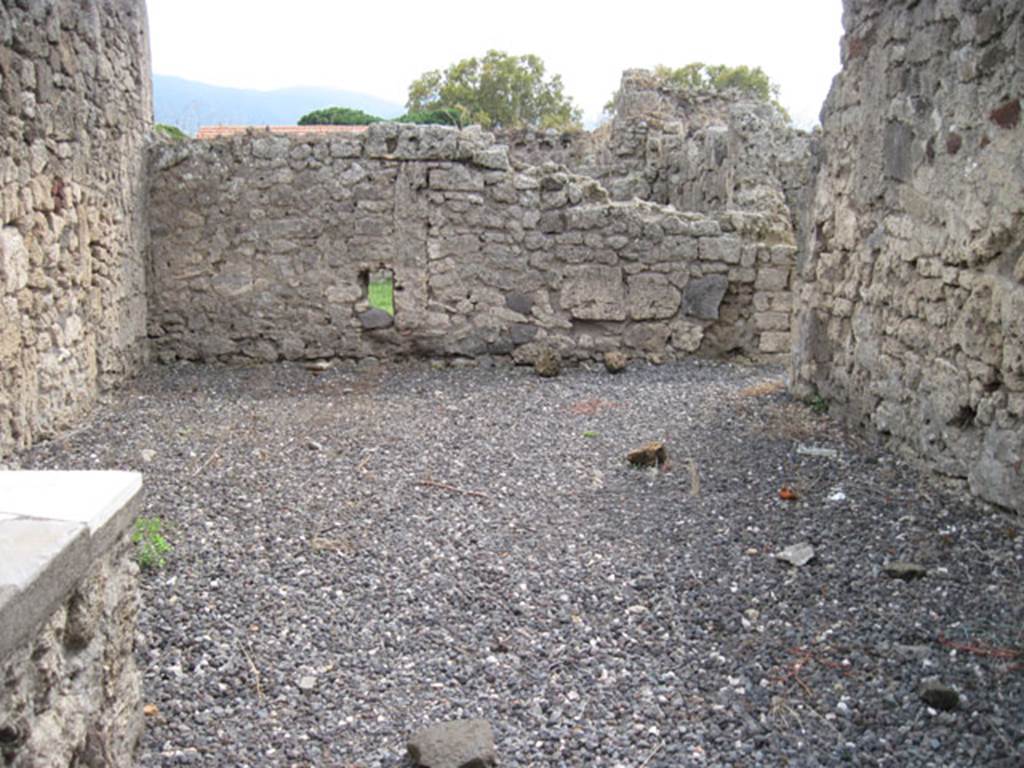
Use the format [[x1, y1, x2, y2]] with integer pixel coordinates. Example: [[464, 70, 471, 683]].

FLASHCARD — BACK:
[[627, 441, 666, 468], [407, 719, 496, 768], [884, 561, 928, 580], [140, 448, 156, 463], [920, 680, 959, 711], [776, 542, 816, 567], [297, 675, 317, 692], [796, 444, 838, 459], [604, 350, 628, 374], [534, 348, 561, 378]]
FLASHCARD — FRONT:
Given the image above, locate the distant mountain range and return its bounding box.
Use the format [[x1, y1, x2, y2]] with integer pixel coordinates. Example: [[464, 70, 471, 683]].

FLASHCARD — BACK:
[[152, 75, 404, 135]]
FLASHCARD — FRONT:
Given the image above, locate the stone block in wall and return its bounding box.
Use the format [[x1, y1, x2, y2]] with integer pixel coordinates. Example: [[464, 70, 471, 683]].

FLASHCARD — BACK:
[[698, 236, 742, 265], [759, 331, 791, 354], [755, 311, 791, 331], [429, 165, 485, 192], [1, 227, 29, 293], [969, 427, 1024, 513], [755, 267, 790, 292], [505, 293, 534, 316], [681, 275, 728, 320], [560, 265, 626, 320], [625, 323, 671, 355], [252, 135, 289, 160], [364, 124, 459, 160], [670, 318, 705, 352], [626, 273, 681, 320]]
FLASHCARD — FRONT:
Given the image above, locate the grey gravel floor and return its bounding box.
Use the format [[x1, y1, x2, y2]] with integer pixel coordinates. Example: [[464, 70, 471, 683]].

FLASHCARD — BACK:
[[17, 359, 1024, 767]]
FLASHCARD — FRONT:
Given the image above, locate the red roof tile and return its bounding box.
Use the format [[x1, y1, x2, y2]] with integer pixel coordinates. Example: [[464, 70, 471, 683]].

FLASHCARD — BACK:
[[195, 125, 370, 140]]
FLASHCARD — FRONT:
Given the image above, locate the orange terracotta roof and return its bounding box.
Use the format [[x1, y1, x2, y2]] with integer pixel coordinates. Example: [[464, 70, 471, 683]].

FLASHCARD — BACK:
[[195, 125, 370, 139]]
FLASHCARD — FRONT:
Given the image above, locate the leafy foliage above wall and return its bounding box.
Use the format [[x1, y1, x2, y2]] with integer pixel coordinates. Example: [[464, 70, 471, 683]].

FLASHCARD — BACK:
[[154, 123, 188, 140], [298, 106, 383, 125], [395, 107, 464, 127], [606, 63, 788, 120], [406, 50, 582, 130]]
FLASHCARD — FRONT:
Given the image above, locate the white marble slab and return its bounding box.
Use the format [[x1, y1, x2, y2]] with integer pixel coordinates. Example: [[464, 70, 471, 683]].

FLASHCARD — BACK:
[[0, 471, 144, 660], [0, 470, 142, 533]]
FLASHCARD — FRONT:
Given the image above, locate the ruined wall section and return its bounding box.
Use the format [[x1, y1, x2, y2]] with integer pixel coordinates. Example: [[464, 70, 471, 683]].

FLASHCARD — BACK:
[[501, 70, 817, 273], [0, 0, 152, 458], [148, 124, 797, 365], [793, 0, 1023, 513]]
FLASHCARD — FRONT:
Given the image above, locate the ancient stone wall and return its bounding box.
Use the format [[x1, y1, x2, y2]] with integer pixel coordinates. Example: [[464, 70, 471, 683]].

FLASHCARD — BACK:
[[793, 0, 1023, 513], [148, 124, 797, 365], [0, 0, 152, 459]]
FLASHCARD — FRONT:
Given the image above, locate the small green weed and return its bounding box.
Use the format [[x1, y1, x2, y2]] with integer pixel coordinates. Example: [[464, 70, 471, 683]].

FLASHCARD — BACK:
[[582, 430, 599, 438], [154, 123, 188, 141], [804, 393, 829, 414], [132, 516, 172, 570]]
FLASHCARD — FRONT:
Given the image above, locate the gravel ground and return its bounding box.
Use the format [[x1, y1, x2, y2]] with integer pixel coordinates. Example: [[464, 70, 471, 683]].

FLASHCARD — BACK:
[[16, 359, 1024, 767]]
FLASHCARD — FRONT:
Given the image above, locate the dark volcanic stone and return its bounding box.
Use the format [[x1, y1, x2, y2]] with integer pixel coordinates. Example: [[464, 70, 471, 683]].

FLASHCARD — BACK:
[[682, 275, 728, 320], [920, 681, 959, 711], [505, 293, 534, 316], [359, 308, 393, 330], [627, 441, 666, 468]]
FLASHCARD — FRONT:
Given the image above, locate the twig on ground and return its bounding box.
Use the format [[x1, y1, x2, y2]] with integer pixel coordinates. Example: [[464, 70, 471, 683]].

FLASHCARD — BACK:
[[688, 459, 700, 497], [190, 447, 221, 476], [638, 739, 664, 768], [416, 479, 490, 499], [190, 430, 233, 476], [355, 450, 374, 474], [239, 639, 264, 703], [938, 634, 1021, 661]]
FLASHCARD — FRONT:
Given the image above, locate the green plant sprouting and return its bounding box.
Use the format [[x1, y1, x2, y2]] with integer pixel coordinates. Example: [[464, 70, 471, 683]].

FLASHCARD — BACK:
[[132, 516, 172, 570]]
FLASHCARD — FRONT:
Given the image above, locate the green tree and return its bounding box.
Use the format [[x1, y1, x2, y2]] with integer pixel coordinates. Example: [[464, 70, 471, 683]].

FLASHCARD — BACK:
[[407, 50, 582, 130], [395, 107, 463, 127], [606, 63, 787, 119], [298, 106, 382, 126]]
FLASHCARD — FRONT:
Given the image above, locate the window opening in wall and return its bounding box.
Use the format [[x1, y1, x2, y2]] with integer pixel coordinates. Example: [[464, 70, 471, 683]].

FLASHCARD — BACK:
[[367, 269, 395, 316]]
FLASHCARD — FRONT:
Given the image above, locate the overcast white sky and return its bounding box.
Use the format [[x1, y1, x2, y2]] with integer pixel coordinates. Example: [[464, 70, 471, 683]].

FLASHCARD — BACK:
[[146, 0, 845, 129]]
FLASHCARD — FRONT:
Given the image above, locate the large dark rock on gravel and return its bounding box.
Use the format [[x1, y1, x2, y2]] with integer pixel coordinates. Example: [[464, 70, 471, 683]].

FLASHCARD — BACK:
[[920, 680, 959, 711], [627, 441, 666, 468], [407, 719, 497, 768]]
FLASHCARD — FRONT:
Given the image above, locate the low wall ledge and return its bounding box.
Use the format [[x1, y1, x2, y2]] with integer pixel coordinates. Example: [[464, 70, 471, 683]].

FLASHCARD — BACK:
[[0, 471, 143, 662]]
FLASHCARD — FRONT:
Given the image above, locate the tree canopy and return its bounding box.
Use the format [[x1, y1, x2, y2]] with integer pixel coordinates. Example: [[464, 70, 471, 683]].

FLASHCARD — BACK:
[[297, 106, 463, 127], [606, 63, 786, 119], [654, 63, 779, 102], [298, 107, 382, 126], [406, 50, 582, 130]]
